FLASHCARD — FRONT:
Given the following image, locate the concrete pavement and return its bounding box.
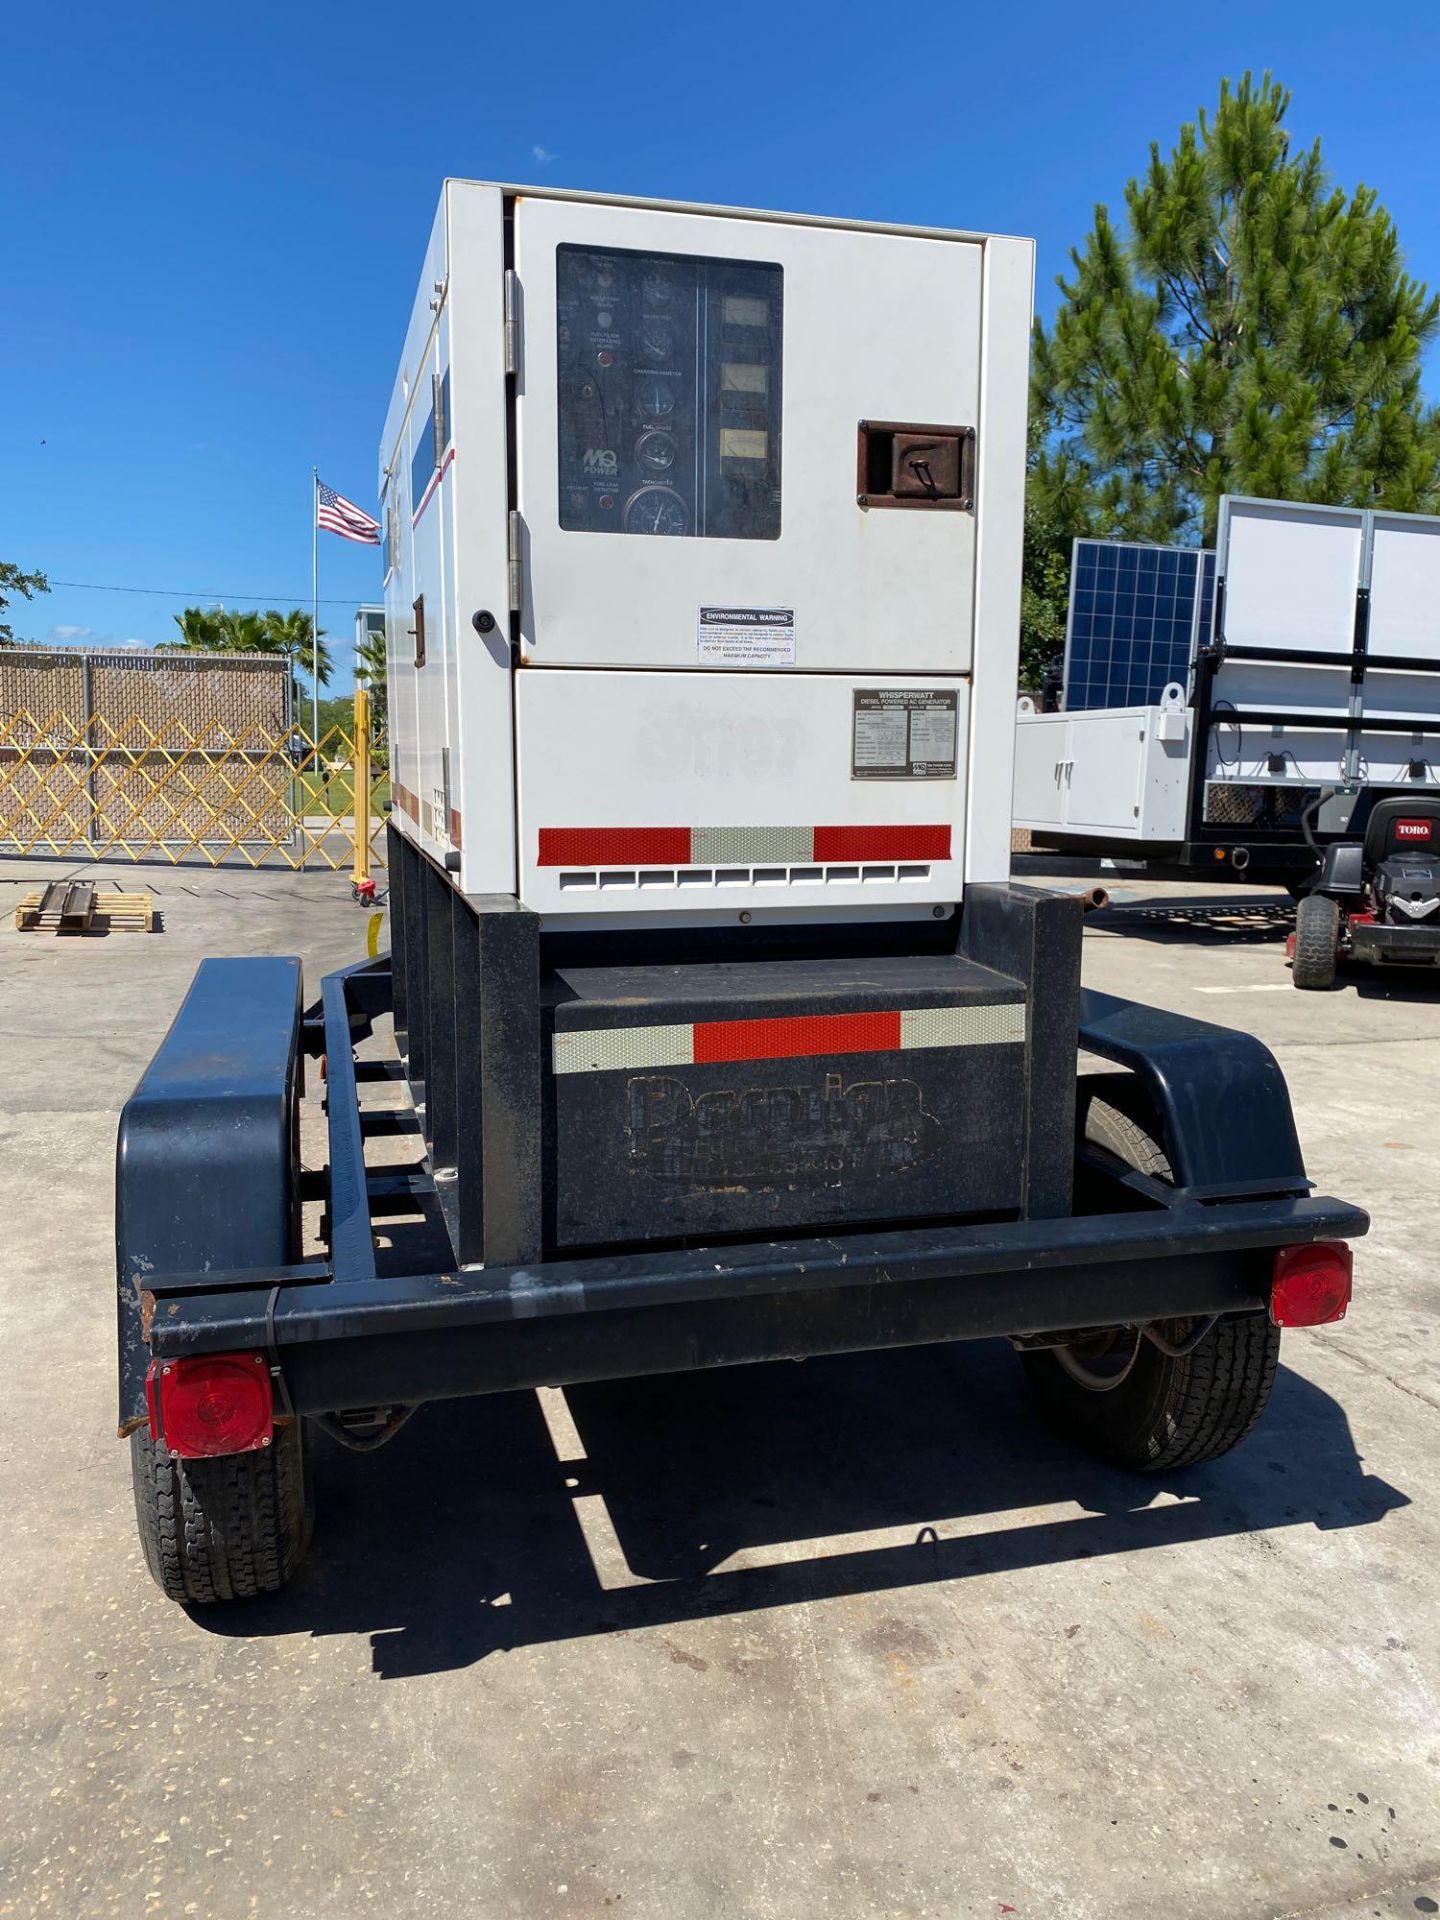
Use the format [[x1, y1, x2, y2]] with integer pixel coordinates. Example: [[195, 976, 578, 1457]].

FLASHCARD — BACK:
[[1, 855, 1436, 1920]]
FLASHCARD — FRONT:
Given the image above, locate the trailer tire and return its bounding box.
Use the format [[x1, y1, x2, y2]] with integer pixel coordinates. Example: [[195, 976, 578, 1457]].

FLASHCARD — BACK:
[[130, 1421, 309, 1605], [1021, 1094, 1281, 1471], [1292, 892, 1340, 990]]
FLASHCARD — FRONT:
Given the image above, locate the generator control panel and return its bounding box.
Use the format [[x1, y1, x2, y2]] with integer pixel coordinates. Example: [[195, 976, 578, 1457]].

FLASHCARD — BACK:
[[556, 245, 784, 541]]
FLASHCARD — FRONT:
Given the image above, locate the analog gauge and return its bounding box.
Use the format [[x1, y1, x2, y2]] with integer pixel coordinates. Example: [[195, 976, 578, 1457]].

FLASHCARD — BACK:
[[639, 328, 673, 363], [635, 429, 677, 474], [634, 377, 675, 421], [623, 486, 689, 536], [641, 270, 672, 306]]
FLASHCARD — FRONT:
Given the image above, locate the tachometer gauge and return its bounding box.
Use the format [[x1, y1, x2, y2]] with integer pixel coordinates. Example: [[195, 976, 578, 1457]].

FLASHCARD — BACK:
[[623, 486, 689, 536], [634, 377, 675, 421], [635, 429, 677, 474]]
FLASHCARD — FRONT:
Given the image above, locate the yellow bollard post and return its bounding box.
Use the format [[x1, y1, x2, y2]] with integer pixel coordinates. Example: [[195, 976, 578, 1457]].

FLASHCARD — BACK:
[[351, 684, 372, 898]]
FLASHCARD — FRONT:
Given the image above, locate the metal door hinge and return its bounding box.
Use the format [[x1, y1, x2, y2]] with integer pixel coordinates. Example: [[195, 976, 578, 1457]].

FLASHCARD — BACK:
[[507, 511, 522, 611], [503, 271, 519, 376]]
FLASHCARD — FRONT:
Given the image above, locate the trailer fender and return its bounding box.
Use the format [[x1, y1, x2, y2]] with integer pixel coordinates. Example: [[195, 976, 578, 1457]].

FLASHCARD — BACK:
[[1077, 988, 1305, 1193], [114, 957, 304, 1434]]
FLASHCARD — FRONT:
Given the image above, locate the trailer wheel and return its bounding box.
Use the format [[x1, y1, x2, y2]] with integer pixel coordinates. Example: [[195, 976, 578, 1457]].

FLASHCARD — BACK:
[[130, 1420, 309, 1605], [1021, 1094, 1281, 1471], [1292, 892, 1340, 990]]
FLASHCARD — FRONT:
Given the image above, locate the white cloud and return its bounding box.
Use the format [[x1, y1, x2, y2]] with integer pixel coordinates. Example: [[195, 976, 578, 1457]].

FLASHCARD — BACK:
[[49, 623, 95, 642], [532, 144, 557, 166]]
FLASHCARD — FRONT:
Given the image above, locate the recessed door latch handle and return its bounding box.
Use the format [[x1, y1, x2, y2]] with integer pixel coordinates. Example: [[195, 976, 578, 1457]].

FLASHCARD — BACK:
[[856, 421, 975, 509]]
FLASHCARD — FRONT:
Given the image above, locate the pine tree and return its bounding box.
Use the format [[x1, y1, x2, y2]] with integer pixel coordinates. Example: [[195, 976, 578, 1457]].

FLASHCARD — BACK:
[[1029, 71, 1440, 583]]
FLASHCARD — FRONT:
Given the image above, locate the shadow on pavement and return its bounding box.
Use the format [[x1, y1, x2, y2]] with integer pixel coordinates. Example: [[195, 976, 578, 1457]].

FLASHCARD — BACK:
[[193, 1335, 1407, 1678], [1087, 894, 1295, 946]]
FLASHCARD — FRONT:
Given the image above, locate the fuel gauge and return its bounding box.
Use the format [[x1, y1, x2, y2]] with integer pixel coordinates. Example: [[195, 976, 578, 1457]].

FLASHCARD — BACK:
[[635, 429, 678, 474]]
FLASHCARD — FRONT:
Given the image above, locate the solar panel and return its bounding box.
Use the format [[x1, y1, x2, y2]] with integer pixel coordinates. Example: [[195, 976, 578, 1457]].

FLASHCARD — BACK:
[[1063, 540, 1215, 710]]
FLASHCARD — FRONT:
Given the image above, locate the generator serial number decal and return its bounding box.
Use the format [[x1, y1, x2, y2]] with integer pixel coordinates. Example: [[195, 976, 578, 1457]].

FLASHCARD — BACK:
[[852, 688, 958, 780], [697, 606, 795, 667]]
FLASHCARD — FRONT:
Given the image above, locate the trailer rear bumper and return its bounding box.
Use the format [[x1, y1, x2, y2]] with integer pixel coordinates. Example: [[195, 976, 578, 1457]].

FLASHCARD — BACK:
[[138, 1188, 1367, 1414]]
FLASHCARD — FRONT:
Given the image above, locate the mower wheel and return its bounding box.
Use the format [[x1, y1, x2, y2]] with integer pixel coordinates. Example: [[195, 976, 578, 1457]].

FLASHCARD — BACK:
[[1292, 892, 1341, 990]]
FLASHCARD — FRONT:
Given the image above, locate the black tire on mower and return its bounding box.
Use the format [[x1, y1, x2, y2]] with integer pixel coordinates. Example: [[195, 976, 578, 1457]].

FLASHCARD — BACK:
[[1021, 1092, 1281, 1472], [130, 1420, 309, 1604], [1292, 891, 1340, 990]]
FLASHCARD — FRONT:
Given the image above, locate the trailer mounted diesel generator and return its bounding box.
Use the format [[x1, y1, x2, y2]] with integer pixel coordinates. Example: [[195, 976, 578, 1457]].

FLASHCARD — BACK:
[[117, 183, 1366, 1603]]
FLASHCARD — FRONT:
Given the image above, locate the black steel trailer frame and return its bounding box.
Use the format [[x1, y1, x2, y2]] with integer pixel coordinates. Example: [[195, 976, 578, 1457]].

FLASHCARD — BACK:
[[115, 833, 1368, 1438]]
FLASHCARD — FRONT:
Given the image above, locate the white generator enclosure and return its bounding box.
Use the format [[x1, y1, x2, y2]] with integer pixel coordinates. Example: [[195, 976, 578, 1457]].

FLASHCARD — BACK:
[[381, 181, 1033, 924]]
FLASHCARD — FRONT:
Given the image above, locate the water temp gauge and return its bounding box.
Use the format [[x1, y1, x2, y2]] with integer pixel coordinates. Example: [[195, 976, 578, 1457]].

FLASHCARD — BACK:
[[639, 329, 673, 363], [623, 486, 689, 535]]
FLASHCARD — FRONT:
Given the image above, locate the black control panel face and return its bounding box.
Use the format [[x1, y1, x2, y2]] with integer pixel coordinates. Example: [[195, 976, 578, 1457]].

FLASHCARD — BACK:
[[556, 245, 782, 540]]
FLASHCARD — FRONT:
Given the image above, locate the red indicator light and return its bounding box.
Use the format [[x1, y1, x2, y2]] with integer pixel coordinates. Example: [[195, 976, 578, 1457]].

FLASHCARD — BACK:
[[1270, 1242, 1352, 1328], [146, 1354, 274, 1459]]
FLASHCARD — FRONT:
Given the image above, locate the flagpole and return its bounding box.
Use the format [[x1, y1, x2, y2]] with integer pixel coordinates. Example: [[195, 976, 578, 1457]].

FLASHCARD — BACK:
[[311, 467, 320, 750]]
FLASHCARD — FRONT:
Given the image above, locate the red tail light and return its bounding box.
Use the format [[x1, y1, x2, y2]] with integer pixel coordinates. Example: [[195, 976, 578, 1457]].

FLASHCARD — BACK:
[[146, 1354, 274, 1459], [1270, 1242, 1352, 1328]]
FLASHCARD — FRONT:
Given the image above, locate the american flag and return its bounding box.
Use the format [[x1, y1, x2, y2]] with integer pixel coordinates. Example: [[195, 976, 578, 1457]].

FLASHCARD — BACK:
[[316, 479, 381, 545]]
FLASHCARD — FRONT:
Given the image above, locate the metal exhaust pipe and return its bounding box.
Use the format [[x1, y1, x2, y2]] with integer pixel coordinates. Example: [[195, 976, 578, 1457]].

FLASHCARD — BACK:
[[1232, 847, 1250, 871]]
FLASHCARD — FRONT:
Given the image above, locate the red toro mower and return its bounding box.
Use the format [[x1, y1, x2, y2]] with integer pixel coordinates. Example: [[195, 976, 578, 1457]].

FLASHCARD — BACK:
[[1290, 797, 1440, 988]]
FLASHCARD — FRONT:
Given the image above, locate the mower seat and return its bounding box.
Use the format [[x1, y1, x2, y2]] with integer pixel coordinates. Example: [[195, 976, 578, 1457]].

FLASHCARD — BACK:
[[1362, 795, 1440, 864]]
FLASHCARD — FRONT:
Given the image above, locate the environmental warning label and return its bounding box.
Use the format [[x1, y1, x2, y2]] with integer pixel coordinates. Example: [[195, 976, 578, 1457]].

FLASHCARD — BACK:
[[697, 606, 796, 667], [852, 688, 958, 780]]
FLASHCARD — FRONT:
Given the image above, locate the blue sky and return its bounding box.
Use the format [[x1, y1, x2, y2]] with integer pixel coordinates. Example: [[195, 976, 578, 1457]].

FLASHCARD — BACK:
[[4, 1, 1439, 691]]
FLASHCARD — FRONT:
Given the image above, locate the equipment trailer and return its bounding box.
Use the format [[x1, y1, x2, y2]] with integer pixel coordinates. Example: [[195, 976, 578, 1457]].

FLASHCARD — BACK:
[[1014, 496, 1440, 887], [117, 184, 1367, 1602]]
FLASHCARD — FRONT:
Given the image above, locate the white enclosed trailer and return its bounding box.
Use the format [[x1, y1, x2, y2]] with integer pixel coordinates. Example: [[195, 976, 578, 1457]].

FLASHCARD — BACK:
[[1013, 495, 1440, 880]]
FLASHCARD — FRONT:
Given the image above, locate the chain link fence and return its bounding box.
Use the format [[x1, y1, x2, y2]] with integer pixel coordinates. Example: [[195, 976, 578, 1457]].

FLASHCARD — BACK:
[[0, 648, 384, 872]]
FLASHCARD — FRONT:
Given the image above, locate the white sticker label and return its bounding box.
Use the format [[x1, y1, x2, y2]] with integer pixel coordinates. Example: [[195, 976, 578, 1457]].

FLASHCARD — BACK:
[[698, 606, 795, 667]]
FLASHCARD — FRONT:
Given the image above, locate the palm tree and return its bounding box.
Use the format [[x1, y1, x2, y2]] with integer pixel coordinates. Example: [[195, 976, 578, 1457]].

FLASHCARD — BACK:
[[261, 608, 332, 689], [164, 606, 332, 687], [353, 623, 388, 741]]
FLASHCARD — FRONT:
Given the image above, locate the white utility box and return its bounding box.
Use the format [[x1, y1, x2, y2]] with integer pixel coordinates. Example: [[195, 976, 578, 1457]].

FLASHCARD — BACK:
[[1013, 687, 1191, 841], [380, 181, 1033, 923]]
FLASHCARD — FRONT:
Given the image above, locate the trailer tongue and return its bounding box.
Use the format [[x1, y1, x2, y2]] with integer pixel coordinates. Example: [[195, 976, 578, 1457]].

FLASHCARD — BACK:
[[116, 183, 1367, 1604]]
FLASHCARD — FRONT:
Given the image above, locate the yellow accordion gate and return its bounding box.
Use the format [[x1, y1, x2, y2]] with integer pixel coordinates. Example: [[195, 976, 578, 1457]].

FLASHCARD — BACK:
[[0, 648, 384, 874]]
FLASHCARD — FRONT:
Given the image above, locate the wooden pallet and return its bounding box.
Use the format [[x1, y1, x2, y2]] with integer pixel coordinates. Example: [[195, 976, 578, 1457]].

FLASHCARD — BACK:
[[15, 884, 155, 934]]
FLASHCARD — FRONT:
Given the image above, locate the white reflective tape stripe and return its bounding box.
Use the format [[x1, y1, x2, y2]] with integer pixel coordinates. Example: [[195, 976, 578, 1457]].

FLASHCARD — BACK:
[[553, 1024, 693, 1074], [899, 1005, 1027, 1049], [553, 1005, 1028, 1074], [692, 826, 814, 863]]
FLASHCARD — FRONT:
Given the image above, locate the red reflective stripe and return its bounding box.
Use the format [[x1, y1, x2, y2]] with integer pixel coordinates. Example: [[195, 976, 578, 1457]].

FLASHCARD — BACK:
[[538, 828, 692, 867], [693, 1010, 902, 1064], [812, 825, 952, 861]]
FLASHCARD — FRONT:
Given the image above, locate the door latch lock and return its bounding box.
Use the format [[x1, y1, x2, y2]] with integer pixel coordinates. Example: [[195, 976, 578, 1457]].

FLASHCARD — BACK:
[[857, 421, 975, 509]]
